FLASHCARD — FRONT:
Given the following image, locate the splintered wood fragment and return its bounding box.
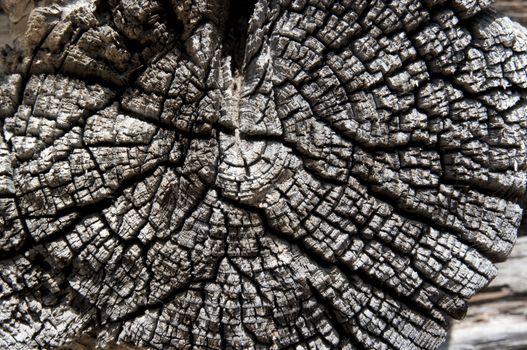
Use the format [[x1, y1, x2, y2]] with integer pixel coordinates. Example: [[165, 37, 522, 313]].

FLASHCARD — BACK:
[[0, 0, 526, 349]]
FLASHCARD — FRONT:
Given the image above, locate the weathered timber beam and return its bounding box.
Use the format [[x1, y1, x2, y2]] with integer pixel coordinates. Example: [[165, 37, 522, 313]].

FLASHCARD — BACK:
[[0, 0, 527, 349]]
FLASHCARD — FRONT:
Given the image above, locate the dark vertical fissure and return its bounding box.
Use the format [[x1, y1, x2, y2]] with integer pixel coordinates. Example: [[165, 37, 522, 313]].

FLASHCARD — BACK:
[[221, 0, 257, 73]]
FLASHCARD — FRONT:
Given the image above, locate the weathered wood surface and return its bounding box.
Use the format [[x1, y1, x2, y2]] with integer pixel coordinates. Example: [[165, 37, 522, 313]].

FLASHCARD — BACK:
[[445, 3, 527, 348], [445, 236, 527, 350], [1, 1, 527, 349]]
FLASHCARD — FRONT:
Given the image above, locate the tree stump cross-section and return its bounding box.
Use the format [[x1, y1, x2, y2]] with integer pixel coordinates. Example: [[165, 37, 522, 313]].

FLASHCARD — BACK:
[[0, 0, 527, 349]]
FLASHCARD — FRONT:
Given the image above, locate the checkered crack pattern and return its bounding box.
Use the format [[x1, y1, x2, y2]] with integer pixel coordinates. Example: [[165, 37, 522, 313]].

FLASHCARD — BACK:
[[1, 0, 527, 349]]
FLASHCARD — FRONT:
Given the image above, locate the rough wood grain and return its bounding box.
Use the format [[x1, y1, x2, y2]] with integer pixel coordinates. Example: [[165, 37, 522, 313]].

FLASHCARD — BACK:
[[446, 236, 527, 350], [0, 1, 527, 349]]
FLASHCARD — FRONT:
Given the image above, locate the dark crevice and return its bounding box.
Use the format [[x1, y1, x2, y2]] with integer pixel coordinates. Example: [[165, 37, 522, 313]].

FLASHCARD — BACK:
[[221, 0, 257, 73], [28, 252, 52, 272]]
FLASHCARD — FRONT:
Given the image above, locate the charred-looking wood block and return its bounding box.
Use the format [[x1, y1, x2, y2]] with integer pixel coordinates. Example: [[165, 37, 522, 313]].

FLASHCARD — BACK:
[[0, 0, 526, 349]]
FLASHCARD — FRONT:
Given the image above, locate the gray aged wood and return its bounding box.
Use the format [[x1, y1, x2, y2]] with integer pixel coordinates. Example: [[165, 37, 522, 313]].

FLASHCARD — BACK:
[[0, 13, 10, 47], [0, 0, 527, 349], [446, 236, 527, 349]]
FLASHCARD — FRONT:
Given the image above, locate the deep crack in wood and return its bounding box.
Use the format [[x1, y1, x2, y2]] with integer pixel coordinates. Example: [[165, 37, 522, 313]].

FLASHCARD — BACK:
[[0, 0, 527, 349]]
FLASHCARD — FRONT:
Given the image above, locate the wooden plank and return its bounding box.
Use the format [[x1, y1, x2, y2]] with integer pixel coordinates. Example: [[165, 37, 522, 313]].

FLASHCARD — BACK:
[[495, 0, 527, 26]]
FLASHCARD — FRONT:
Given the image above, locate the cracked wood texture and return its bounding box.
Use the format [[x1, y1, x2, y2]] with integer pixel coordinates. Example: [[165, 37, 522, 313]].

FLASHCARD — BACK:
[[0, 0, 527, 349], [445, 236, 527, 349]]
